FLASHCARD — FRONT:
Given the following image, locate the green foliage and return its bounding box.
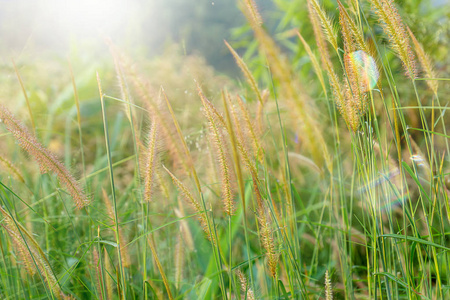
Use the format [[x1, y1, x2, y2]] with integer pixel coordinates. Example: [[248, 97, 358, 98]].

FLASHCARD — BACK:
[[0, 0, 449, 299]]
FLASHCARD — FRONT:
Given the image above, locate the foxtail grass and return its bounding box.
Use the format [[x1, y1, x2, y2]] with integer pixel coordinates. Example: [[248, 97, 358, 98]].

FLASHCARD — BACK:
[[147, 235, 173, 299], [236, 269, 256, 300], [0, 105, 89, 209], [0, 206, 66, 299], [224, 40, 263, 105], [93, 249, 105, 300], [241, 0, 332, 171], [0, 153, 25, 183], [0, 0, 447, 298], [406, 27, 438, 94], [198, 85, 235, 215], [101, 189, 130, 268], [324, 270, 333, 300], [368, 0, 417, 78], [307, 0, 338, 52], [142, 120, 160, 203], [164, 165, 214, 243]]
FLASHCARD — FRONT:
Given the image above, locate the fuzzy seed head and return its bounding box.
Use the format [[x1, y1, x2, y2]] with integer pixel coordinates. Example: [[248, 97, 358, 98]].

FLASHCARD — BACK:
[[325, 270, 333, 300], [0, 105, 89, 208], [236, 269, 256, 300], [407, 27, 438, 93], [369, 0, 417, 78], [143, 121, 160, 203]]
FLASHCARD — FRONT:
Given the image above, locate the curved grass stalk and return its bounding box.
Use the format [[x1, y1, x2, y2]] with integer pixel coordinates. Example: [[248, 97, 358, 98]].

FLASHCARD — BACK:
[[200, 90, 235, 216], [97, 73, 127, 298], [0, 153, 25, 183], [221, 90, 256, 290], [0, 105, 89, 209], [162, 87, 227, 298], [0, 206, 65, 299], [368, 0, 416, 79], [242, 0, 332, 172], [224, 40, 263, 104]]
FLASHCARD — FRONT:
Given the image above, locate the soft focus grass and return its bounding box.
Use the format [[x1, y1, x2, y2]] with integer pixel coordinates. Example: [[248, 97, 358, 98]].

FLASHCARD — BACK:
[[0, 0, 449, 299]]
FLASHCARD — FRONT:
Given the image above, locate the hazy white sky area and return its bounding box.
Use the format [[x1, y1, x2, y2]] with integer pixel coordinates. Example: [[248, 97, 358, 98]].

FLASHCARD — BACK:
[[0, 0, 247, 74], [0, 0, 146, 56]]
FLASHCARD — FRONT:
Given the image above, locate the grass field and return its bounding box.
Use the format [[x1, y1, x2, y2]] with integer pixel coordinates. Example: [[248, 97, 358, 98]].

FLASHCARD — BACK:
[[0, 0, 449, 299]]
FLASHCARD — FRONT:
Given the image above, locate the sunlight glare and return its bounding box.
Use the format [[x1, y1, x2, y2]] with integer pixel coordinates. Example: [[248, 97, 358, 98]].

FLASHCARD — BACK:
[[43, 0, 130, 37]]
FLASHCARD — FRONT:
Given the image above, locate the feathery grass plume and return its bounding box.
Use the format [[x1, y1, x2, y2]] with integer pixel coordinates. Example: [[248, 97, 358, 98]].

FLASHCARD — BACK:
[[155, 167, 170, 199], [162, 87, 221, 262], [198, 85, 235, 215], [339, 1, 380, 93], [222, 88, 260, 287], [106, 40, 144, 149], [161, 87, 204, 191], [0, 206, 64, 299], [337, 0, 370, 54], [338, 2, 356, 53], [306, 0, 332, 68], [344, 53, 369, 112], [341, 50, 380, 131], [174, 233, 184, 289], [225, 92, 258, 178], [368, 0, 416, 79], [93, 249, 105, 300], [224, 40, 263, 104], [0, 153, 25, 183], [164, 166, 215, 244], [325, 270, 333, 299], [222, 89, 258, 210], [296, 31, 326, 92], [305, 0, 357, 130], [147, 235, 174, 299], [236, 269, 256, 300], [103, 249, 114, 299], [342, 82, 362, 131], [174, 206, 195, 251], [195, 82, 226, 126], [237, 148, 279, 278], [1, 222, 37, 276], [142, 120, 160, 202], [307, 0, 371, 131], [338, 2, 379, 131], [102, 189, 131, 267], [0, 105, 89, 208], [240, 0, 296, 92], [324, 63, 351, 127], [257, 206, 278, 278], [242, 0, 332, 171], [337, 0, 374, 55], [236, 95, 264, 164], [407, 27, 438, 94], [205, 138, 221, 194], [307, 0, 338, 52], [128, 73, 189, 174], [243, 0, 263, 27]]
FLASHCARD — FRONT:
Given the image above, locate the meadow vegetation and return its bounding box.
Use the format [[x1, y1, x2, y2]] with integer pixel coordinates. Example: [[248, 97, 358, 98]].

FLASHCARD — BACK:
[[0, 0, 449, 299]]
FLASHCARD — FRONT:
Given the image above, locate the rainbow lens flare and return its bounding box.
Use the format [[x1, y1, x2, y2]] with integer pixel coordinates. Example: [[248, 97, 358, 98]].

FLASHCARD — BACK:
[[347, 50, 379, 92]]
